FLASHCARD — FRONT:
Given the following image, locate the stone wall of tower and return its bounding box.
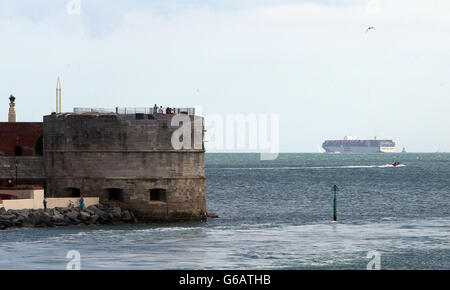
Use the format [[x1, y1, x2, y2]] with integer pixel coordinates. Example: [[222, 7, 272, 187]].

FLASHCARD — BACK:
[[43, 112, 206, 221]]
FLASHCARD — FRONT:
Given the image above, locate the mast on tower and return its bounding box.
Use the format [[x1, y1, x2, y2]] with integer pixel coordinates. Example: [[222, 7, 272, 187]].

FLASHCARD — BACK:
[[56, 77, 61, 113]]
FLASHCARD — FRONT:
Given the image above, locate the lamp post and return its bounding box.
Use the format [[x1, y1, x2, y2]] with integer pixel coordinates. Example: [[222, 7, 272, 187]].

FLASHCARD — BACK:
[[15, 159, 18, 187]]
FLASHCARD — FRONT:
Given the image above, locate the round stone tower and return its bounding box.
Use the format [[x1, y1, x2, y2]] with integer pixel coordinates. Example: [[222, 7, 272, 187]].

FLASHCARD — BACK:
[[43, 112, 206, 221]]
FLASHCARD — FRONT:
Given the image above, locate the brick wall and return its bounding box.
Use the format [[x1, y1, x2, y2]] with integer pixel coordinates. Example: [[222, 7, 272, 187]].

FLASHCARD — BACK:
[[0, 123, 43, 156]]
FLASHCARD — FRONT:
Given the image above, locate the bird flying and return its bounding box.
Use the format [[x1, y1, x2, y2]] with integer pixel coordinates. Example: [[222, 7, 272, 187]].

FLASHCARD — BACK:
[[366, 26, 376, 33]]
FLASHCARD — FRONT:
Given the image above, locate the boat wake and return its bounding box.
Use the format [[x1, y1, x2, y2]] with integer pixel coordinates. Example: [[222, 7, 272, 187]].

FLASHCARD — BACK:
[[378, 164, 406, 168], [209, 164, 406, 170]]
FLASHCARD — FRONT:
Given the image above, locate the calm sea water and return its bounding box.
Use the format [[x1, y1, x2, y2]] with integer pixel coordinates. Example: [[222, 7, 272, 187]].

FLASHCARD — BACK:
[[0, 153, 449, 269]]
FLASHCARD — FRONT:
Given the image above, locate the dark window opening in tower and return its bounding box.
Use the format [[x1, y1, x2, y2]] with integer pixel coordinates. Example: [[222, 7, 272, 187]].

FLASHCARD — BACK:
[[14, 146, 23, 156], [149, 188, 167, 202], [66, 187, 81, 197], [35, 136, 43, 156], [108, 188, 122, 201]]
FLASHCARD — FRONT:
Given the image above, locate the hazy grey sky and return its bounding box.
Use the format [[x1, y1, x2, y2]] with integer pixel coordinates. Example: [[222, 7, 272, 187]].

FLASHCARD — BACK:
[[0, 0, 449, 152]]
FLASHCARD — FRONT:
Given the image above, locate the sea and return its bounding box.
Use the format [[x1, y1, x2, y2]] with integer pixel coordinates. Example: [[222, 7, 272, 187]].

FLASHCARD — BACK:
[[0, 153, 449, 270]]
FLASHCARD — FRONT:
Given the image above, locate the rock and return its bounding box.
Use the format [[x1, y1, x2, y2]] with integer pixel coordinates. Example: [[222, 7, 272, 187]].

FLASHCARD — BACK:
[[39, 212, 52, 225], [93, 208, 105, 216], [27, 212, 41, 225], [51, 210, 64, 220], [0, 215, 14, 227], [71, 207, 80, 213], [120, 210, 137, 223], [66, 211, 81, 223], [121, 210, 132, 222], [68, 211, 79, 218], [81, 208, 95, 216], [52, 216, 66, 225], [87, 205, 98, 211], [112, 207, 121, 216], [79, 211, 90, 222], [63, 215, 72, 224], [0, 204, 138, 228], [96, 204, 107, 210], [55, 207, 68, 215], [90, 214, 100, 224], [13, 215, 27, 226], [14, 209, 30, 218], [98, 213, 112, 224], [0, 214, 16, 222], [111, 213, 121, 221], [207, 212, 219, 218], [12, 214, 23, 221], [51, 209, 66, 225], [129, 211, 137, 223]]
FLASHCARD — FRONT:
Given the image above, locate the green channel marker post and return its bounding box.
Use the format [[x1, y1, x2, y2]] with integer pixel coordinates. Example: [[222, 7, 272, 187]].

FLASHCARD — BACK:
[[332, 185, 338, 221]]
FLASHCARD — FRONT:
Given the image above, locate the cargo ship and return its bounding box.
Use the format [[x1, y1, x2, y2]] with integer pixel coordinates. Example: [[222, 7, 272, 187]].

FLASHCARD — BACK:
[[322, 135, 396, 153]]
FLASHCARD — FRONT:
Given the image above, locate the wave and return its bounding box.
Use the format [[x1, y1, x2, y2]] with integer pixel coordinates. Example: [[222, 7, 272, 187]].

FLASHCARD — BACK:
[[208, 164, 406, 170]]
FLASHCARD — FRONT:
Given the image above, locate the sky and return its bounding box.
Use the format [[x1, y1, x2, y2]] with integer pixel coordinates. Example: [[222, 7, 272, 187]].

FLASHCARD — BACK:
[[0, 0, 449, 152]]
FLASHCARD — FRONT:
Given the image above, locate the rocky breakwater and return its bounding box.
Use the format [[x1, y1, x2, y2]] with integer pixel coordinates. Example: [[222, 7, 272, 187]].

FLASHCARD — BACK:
[[0, 204, 137, 230]]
